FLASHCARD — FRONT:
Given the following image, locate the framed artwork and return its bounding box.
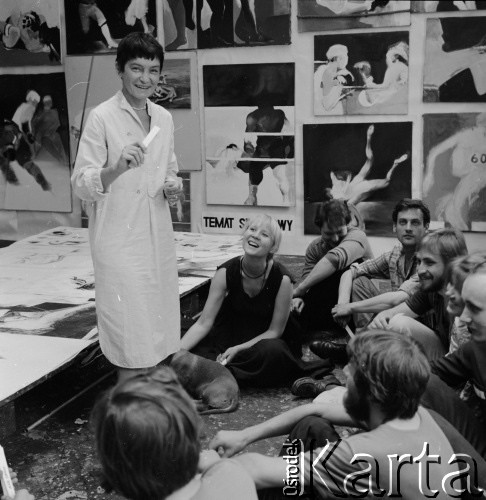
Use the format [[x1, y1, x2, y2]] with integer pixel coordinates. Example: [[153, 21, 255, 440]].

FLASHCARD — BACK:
[[314, 32, 409, 116], [203, 63, 295, 207], [303, 121, 412, 236], [423, 113, 486, 232], [412, 1, 486, 12], [149, 57, 192, 109], [424, 17, 486, 103], [298, 0, 410, 32]]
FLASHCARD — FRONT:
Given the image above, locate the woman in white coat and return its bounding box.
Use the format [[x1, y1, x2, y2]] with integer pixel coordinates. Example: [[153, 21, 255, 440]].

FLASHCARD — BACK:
[[72, 32, 183, 381]]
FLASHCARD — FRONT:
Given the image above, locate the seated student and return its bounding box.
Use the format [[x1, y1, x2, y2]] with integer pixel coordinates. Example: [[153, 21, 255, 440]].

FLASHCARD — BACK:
[[422, 253, 486, 459], [210, 331, 486, 498], [332, 198, 430, 333], [369, 227, 468, 360], [91, 366, 258, 500], [181, 214, 330, 387], [292, 190, 373, 338]]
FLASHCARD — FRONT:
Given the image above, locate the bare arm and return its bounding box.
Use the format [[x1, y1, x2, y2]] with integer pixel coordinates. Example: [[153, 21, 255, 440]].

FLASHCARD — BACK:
[[219, 276, 293, 363], [368, 301, 417, 330], [233, 453, 288, 490], [293, 257, 336, 297], [336, 269, 354, 305], [180, 269, 227, 351]]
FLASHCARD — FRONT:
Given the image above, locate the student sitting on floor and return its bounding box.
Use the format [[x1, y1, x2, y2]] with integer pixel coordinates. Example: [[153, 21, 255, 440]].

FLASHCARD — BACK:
[[209, 331, 486, 498], [181, 214, 330, 388], [291, 190, 373, 341], [91, 366, 257, 500], [368, 227, 468, 360]]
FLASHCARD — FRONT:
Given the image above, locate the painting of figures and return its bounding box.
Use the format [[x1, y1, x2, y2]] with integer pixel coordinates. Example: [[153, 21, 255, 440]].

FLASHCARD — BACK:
[[203, 63, 295, 207], [314, 32, 409, 115], [64, 0, 157, 55], [423, 113, 486, 232], [298, 0, 410, 32], [424, 17, 486, 103], [412, 1, 486, 12], [149, 58, 192, 109], [0, 72, 71, 212], [195, 0, 290, 49], [303, 122, 412, 236], [0, 0, 61, 65]]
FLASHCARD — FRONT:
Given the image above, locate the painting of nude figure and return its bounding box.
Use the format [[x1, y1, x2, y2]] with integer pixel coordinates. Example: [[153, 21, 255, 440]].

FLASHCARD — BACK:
[[423, 113, 486, 232], [303, 121, 412, 236]]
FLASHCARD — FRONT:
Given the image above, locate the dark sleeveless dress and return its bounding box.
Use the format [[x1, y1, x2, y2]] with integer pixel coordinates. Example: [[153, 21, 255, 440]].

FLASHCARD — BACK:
[[191, 256, 331, 387]]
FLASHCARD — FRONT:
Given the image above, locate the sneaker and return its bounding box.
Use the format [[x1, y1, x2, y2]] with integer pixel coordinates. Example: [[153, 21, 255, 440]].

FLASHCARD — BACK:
[[291, 374, 341, 398]]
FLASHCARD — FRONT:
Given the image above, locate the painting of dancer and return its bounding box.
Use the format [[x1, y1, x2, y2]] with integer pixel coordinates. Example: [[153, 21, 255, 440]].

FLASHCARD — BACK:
[[423, 113, 486, 232], [204, 63, 295, 207], [423, 17, 486, 102], [0, 73, 71, 212], [303, 121, 412, 236], [298, 0, 410, 32], [196, 0, 290, 49], [314, 32, 409, 115], [64, 0, 157, 55], [0, 0, 61, 66]]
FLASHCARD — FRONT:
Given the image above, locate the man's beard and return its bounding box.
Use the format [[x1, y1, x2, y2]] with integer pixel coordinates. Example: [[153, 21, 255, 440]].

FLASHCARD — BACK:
[[343, 386, 370, 425]]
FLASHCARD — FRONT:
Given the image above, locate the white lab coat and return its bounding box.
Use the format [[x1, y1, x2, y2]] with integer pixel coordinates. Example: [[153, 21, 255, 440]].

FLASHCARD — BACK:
[[71, 91, 181, 368]]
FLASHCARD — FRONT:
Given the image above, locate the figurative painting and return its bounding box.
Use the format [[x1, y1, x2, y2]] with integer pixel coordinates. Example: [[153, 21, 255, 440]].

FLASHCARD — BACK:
[[303, 122, 412, 237], [149, 58, 191, 109], [314, 32, 409, 116], [412, 1, 486, 12], [423, 113, 486, 232], [64, 0, 157, 55], [170, 172, 191, 232], [196, 0, 290, 49], [0, 72, 71, 212], [203, 63, 295, 207], [423, 17, 486, 103], [0, 0, 61, 65], [298, 0, 410, 33], [161, 0, 197, 50]]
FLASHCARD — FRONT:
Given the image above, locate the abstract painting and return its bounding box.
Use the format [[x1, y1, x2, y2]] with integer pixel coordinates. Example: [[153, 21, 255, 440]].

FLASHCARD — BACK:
[[303, 121, 412, 236]]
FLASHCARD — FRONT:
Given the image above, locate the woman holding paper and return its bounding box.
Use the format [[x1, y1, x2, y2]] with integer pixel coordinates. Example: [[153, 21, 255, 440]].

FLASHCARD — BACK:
[[71, 32, 183, 381]]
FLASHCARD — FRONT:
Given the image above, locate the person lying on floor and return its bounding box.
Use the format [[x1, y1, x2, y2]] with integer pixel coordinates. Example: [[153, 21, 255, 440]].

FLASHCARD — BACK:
[[181, 214, 330, 388], [209, 331, 486, 499], [91, 365, 258, 500]]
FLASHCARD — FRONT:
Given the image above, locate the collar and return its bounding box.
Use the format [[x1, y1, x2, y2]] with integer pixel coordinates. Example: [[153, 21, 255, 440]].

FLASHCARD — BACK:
[[116, 90, 153, 117]]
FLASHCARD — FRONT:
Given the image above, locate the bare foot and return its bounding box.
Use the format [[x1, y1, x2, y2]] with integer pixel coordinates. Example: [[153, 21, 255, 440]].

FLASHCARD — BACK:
[[165, 36, 187, 51]]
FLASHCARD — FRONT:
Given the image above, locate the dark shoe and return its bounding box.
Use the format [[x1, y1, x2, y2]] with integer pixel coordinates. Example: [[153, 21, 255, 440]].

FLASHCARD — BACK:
[[291, 374, 342, 398], [309, 339, 348, 364]]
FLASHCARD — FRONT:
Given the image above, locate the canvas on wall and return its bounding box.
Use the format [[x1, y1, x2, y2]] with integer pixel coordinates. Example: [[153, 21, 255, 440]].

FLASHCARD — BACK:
[[195, 0, 290, 50], [65, 0, 157, 55], [303, 122, 412, 237], [424, 17, 486, 103], [298, 0, 410, 32], [314, 32, 409, 116], [0, 0, 61, 65], [149, 57, 191, 109], [0, 72, 71, 213], [412, 1, 486, 13], [423, 113, 486, 232], [203, 63, 295, 207]]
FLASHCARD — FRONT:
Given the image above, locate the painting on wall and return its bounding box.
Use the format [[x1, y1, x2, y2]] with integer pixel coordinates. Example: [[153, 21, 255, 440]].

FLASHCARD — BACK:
[[196, 0, 290, 49], [0, 0, 61, 66], [314, 32, 409, 116], [423, 17, 486, 103], [149, 57, 191, 109], [0, 72, 71, 212], [203, 63, 295, 207], [303, 122, 412, 237], [65, 0, 157, 55], [423, 113, 486, 232], [412, 1, 486, 12], [298, 0, 410, 32], [161, 0, 197, 51]]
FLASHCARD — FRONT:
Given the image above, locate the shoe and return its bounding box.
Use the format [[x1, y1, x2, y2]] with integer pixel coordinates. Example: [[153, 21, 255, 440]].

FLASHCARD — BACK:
[[291, 374, 341, 398], [309, 339, 348, 365]]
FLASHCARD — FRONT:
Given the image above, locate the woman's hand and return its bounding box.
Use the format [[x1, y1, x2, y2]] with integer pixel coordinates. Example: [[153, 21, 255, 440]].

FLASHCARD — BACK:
[[117, 142, 146, 171], [217, 345, 242, 365]]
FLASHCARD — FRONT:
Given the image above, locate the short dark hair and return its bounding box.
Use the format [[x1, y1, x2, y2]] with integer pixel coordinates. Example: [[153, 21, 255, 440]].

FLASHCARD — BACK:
[[91, 366, 200, 500], [314, 189, 351, 229], [347, 330, 430, 421], [392, 198, 430, 226], [419, 227, 468, 264], [116, 32, 164, 72]]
